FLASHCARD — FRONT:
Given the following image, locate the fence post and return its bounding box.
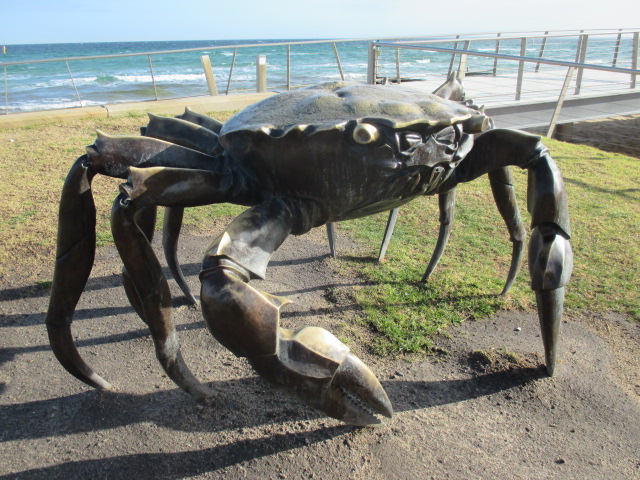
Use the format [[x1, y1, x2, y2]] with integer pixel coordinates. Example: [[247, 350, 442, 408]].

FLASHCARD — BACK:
[[147, 55, 158, 101], [3, 65, 8, 114], [225, 49, 237, 95], [547, 66, 576, 138], [286, 45, 291, 90], [612, 29, 622, 67], [447, 35, 460, 77], [515, 37, 527, 101], [574, 34, 588, 94], [395, 47, 401, 84], [535, 31, 548, 73], [256, 54, 267, 93], [332, 42, 345, 81], [367, 42, 378, 84], [458, 40, 470, 78], [631, 32, 639, 89], [492, 33, 501, 75], [200, 55, 218, 96], [65, 61, 82, 107]]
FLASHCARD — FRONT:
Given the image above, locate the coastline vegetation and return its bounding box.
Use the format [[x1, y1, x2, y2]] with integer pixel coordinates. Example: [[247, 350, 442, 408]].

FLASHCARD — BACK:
[[1, 113, 637, 354]]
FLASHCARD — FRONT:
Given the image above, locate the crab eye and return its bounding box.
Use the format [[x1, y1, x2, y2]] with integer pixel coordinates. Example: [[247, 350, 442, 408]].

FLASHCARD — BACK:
[[353, 123, 380, 145], [399, 132, 422, 151]]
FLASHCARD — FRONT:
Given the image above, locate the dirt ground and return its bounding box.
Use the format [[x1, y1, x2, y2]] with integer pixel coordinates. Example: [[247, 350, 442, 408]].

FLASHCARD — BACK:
[[1, 225, 638, 480]]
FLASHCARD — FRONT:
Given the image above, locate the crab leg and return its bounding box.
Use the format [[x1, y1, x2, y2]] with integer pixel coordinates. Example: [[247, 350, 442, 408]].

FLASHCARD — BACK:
[[421, 189, 456, 281], [111, 193, 213, 401], [441, 129, 573, 375], [194, 196, 392, 426], [46, 135, 225, 391], [326, 222, 337, 258], [160, 206, 197, 304], [377, 208, 399, 262], [488, 167, 526, 295], [142, 113, 223, 303], [45, 156, 112, 389]]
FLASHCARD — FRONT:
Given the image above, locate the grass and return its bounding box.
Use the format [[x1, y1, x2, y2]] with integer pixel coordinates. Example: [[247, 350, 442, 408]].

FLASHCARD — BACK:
[[338, 139, 639, 354], [1, 115, 638, 355]]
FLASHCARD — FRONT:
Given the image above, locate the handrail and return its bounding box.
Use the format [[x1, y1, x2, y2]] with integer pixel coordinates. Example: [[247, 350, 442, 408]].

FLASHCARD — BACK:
[[373, 42, 640, 75], [2, 29, 638, 68], [2, 29, 639, 116]]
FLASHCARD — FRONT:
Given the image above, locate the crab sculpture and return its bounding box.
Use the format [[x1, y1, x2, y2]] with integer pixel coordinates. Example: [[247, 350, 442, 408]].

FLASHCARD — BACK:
[[46, 76, 572, 426]]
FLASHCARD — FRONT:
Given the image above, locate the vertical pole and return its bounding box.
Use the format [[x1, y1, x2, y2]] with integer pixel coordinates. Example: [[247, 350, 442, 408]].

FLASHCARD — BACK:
[[3, 65, 8, 114], [367, 42, 378, 84], [200, 55, 218, 96], [256, 54, 267, 93], [64, 60, 82, 106], [547, 66, 576, 138], [286, 44, 291, 90], [65, 61, 82, 107], [395, 47, 401, 84], [332, 42, 345, 81], [447, 35, 460, 77], [612, 29, 622, 67], [225, 49, 237, 95], [492, 33, 501, 75], [457, 40, 470, 78], [147, 55, 158, 101], [535, 31, 548, 73], [631, 32, 639, 89], [574, 34, 588, 94], [515, 37, 527, 101]]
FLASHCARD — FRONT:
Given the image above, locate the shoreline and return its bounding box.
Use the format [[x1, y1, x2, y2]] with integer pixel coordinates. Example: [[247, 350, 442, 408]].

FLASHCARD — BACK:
[[0, 92, 273, 129]]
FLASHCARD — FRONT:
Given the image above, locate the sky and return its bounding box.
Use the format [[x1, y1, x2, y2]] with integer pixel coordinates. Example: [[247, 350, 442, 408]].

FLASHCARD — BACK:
[[2, 0, 639, 44]]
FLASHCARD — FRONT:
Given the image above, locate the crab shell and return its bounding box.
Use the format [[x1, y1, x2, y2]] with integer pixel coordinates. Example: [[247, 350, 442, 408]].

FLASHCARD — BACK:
[[218, 82, 489, 223]]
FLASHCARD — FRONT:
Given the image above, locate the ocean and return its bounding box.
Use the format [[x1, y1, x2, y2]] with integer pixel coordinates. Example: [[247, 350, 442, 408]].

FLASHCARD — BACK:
[[1, 36, 636, 114]]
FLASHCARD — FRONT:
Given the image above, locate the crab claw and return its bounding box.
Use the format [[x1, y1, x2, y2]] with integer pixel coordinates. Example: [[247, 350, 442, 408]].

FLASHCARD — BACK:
[[249, 326, 393, 426]]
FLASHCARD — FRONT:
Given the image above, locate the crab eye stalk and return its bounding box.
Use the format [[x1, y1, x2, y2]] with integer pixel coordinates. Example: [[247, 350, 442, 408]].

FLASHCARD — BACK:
[[353, 123, 380, 145]]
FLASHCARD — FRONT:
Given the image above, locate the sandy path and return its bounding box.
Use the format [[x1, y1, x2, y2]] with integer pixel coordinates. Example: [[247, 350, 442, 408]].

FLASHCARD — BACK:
[[1, 227, 638, 479]]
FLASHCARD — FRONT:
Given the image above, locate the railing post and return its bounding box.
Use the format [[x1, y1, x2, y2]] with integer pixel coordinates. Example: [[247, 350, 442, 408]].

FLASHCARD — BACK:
[[447, 35, 460, 77], [547, 66, 576, 138], [535, 31, 548, 73], [147, 55, 158, 101], [631, 32, 639, 89], [65, 61, 83, 107], [515, 37, 527, 101], [395, 47, 401, 84], [457, 40, 470, 78], [3, 65, 8, 115], [492, 33, 501, 75], [286, 45, 291, 90], [225, 49, 237, 95], [256, 54, 267, 93], [332, 42, 345, 81], [200, 55, 218, 96], [612, 29, 622, 67], [574, 34, 588, 94], [367, 42, 378, 84]]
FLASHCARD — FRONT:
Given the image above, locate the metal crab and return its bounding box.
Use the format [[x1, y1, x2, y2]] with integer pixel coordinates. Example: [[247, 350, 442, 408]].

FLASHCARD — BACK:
[[46, 76, 573, 426]]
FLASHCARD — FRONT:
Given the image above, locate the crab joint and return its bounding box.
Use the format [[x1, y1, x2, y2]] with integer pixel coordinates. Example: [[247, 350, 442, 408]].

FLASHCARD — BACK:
[[121, 166, 234, 207]]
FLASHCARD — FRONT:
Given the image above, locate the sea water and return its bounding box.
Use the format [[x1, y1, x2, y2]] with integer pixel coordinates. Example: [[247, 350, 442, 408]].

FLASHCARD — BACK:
[[1, 37, 636, 114]]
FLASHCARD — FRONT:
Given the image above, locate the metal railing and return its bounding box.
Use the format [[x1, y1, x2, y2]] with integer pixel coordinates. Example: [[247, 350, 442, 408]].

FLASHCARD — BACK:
[[2, 29, 639, 115], [368, 30, 640, 135]]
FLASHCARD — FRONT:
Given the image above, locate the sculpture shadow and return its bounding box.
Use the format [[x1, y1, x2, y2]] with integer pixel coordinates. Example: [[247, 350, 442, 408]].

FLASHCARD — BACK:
[[0, 366, 543, 479]]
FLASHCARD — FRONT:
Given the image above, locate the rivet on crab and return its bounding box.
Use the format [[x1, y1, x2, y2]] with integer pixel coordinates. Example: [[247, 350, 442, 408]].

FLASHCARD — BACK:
[[46, 75, 572, 426]]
